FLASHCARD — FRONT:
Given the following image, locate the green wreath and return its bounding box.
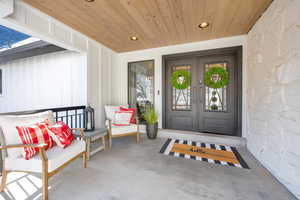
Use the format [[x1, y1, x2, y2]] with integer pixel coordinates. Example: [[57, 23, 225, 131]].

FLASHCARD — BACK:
[[204, 66, 229, 89], [171, 70, 191, 90]]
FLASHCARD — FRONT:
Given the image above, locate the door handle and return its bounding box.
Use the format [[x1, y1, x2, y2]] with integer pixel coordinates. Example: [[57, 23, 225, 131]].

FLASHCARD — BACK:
[[199, 82, 203, 104], [199, 80, 203, 88], [192, 87, 196, 104]]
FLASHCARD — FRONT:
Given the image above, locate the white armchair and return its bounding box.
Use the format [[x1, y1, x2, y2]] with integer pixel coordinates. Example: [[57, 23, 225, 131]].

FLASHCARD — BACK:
[[0, 111, 87, 200], [104, 105, 140, 148]]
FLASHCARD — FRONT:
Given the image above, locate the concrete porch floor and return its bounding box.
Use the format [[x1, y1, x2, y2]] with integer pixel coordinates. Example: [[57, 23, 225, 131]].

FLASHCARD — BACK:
[[1, 134, 297, 200]]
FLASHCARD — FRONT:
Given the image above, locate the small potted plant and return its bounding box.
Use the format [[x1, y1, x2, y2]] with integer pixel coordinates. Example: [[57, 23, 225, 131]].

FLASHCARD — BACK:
[[143, 105, 158, 139]]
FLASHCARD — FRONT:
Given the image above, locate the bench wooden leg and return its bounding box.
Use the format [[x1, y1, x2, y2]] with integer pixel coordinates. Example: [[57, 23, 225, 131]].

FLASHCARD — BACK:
[[108, 135, 112, 149], [0, 170, 8, 192], [83, 151, 87, 168], [136, 132, 140, 143], [102, 136, 106, 150], [86, 138, 91, 161], [42, 160, 49, 200]]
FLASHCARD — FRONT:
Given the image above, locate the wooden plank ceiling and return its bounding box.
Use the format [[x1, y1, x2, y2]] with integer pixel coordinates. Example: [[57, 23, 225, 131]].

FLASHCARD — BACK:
[[24, 0, 273, 52]]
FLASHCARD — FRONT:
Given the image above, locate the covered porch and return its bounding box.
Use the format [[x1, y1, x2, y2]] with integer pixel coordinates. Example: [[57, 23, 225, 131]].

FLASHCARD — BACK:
[[0, 0, 299, 199]]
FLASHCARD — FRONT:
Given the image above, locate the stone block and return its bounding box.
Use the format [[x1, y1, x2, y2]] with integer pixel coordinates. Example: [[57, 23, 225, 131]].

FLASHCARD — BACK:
[[284, 132, 300, 156], [281, 109, 300, 124], [282, 0, 300, 30], [284, 80, 300, 109], [268, 87, 287, 112], [281, 151, 300, 183], [260, 0, 287, 25], [278, 54, 300, 84], [248, 34, 264, 55], [281, 26, 300, 56]]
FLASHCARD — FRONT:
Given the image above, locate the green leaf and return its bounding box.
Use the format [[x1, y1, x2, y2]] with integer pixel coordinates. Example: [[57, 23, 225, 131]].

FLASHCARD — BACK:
[[171, 70, 191, 90], [204, 66, 229, 89], [143, 105, 158, 125]]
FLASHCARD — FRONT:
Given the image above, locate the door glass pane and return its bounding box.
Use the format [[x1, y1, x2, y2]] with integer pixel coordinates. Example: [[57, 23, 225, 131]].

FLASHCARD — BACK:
[[172, 65, 191, 111], [205, 63, 228, 112], [128, 60, 154, 122]]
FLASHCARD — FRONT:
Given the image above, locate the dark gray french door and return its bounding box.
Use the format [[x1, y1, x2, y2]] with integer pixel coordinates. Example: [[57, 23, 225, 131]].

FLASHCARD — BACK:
[[165, 53, 238, 136]]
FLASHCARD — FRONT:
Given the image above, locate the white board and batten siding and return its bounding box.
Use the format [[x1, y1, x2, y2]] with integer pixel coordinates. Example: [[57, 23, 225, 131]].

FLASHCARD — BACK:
[[0, 0, 116, 128], [0, 50, 86, 113]]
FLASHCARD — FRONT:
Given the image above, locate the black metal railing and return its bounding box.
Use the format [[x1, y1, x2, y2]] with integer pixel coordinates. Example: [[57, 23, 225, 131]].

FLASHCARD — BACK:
[[52, 106, 86, 129], [0, 106, 86, 129]]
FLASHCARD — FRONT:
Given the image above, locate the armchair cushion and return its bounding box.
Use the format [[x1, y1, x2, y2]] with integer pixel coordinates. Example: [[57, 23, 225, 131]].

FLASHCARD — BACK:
[[5, 140, 86, 173], [0, 111, 55, 158], [111, 124, 138, 135], [104, 105, 128, 121]]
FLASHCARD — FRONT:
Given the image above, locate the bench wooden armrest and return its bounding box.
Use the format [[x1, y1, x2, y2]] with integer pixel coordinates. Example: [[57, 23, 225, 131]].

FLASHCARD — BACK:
[[70, 128, 85, 139], [108, 119, 112, 130], [0, 143, 47, 150], [0, 143, 48, 161]]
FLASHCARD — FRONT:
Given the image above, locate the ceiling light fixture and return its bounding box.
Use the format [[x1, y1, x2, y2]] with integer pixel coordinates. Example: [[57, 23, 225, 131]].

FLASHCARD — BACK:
[[130, 36, 138, 41], [198, 22, 210, 29], [85, 0, 95, 2]]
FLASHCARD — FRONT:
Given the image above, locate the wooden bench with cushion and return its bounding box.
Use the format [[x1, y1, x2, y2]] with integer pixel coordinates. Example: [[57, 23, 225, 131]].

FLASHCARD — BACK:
[[0, 111, 87, 200]]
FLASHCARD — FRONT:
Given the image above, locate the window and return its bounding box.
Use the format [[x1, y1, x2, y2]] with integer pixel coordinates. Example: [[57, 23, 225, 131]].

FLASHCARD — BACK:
[[204, 62, 228, 112], [128, 60, 154, 123], [172, 65, 192, 111], [0, 69, 2, 96]]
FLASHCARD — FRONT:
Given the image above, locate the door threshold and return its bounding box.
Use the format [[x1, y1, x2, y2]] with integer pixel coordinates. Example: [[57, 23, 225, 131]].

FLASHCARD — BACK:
[[158, 129, 246, 147]]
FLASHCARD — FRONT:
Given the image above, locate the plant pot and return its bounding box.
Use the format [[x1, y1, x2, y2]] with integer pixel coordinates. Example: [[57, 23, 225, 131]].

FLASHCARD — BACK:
[[146, 122, 158, 139]]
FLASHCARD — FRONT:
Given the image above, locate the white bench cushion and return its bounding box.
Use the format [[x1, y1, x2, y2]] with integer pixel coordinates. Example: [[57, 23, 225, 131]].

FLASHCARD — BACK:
[[0, 111, 55, 158], [5, 140, 86, 173], [111, 124, 138, 135]]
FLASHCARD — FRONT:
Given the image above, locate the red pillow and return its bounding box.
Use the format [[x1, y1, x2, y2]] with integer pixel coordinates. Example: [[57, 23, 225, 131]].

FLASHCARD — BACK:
[[47, 121, 74, 148], [16, 123, 55, 160], [120, 107, 136, 124]]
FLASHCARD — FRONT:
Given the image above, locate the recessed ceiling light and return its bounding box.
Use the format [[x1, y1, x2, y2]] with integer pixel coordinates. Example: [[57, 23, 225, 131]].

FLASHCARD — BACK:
[[130, 36, 138, 41], [85, 0, 95, 2], [198, 22, 210, 29]]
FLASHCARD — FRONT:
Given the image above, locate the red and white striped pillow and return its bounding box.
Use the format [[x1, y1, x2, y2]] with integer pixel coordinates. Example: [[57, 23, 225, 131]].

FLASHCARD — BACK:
[[16, 123, 55, 160], [113, 111, 132, 126], [47, 121, 74, 148]]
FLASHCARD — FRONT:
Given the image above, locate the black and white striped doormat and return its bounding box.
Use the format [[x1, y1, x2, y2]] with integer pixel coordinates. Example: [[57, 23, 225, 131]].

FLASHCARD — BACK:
[[159, 138, 250, 169]]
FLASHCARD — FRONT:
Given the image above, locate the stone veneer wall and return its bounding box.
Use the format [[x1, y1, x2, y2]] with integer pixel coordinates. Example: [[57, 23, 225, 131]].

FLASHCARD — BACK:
[[247, 0, 300, 198]]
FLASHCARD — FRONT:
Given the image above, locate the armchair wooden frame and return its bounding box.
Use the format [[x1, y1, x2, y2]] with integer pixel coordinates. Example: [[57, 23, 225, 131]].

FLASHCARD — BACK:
[[0, 128, 87, 200], [107, 117, 140, 148]]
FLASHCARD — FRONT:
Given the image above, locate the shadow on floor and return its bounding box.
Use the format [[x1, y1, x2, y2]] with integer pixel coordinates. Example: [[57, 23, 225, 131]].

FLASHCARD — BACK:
[[0, 172, 44, 200]]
